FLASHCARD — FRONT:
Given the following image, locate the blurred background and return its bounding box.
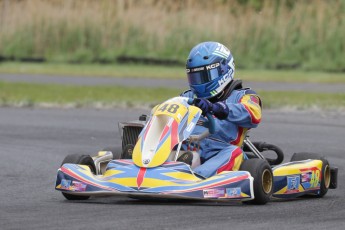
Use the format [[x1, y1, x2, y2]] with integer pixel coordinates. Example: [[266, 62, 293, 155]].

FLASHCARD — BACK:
[[0, 0, 344, 109], [1, 0, 344, 70]]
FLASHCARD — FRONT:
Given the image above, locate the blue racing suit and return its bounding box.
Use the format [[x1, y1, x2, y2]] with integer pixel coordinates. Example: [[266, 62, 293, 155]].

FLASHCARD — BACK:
[[181, 87, 262, 178]]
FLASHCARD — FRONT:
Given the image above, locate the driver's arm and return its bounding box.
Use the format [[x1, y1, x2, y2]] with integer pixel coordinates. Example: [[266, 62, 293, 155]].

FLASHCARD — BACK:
[[226, 91, 262, 128]]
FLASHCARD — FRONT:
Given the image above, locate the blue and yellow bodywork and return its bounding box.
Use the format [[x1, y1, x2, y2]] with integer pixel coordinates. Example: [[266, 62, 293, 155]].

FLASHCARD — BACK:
[[272, 159, 324, 198], [56, 160, 254, 201], [55, 97, 332, 202]]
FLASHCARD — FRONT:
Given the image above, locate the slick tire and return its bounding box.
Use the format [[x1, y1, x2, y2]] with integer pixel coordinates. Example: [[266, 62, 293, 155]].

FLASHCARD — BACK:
[[290, 152, 330, 198], [60, 154, 96, 200], [240, 159, 273, 205], [102, 146, 122, 159]]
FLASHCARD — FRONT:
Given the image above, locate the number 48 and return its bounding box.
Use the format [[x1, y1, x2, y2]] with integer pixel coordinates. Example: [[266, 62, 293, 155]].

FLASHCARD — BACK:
[[158, 103, 179, 114]]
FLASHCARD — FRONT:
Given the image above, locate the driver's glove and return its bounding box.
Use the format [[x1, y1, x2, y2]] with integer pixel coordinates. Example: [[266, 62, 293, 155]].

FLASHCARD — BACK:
[[194, 98, 229, 120]]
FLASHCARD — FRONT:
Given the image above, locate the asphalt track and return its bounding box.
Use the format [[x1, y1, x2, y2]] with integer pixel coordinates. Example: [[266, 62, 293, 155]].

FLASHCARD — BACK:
[[1, 73, 345, 93], [0, 107, 344, 230]]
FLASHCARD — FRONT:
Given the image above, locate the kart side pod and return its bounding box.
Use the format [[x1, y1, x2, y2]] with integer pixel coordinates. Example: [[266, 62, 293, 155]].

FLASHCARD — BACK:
[[272, 156, 337, 199]]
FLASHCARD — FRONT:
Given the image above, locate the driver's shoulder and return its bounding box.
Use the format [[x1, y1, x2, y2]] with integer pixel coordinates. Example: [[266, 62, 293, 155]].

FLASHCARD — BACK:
[[234, 87, 260, 98]]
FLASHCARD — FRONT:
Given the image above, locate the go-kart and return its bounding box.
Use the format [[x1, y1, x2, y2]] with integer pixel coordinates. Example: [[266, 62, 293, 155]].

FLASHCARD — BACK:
[[55, 97, 338, 204]]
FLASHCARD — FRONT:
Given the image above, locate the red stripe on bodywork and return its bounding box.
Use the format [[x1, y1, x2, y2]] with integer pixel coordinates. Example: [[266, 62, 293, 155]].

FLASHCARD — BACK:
[[299, 167, 319, 172], [143, 120, 152, 141], [137, 167, 147, 189], [159, 124, 170, 142], [61, 166, 115, 191], [116, 159, 134, 164], [170, 120, 179, 149], [216, 148, 243, 174], [167, 174, 250, 194]]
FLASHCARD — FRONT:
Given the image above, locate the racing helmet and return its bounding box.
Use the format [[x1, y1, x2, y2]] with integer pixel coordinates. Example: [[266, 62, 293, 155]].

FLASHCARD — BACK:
[[186, 41, 235, 99]]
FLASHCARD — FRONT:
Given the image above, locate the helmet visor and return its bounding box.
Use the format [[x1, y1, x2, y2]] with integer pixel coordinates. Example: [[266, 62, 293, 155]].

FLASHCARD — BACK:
[[187, 63, 222, 85]]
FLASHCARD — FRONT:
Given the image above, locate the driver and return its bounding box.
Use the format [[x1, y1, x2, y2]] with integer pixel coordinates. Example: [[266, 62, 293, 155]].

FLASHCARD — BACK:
[[180, 41, 262, 178]]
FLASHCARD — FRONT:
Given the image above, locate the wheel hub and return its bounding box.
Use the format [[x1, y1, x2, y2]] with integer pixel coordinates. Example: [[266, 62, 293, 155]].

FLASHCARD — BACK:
[[262, 169, 273, 194]]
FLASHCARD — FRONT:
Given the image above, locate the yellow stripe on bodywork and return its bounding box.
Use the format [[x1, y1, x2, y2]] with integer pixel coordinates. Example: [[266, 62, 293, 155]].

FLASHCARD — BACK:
[[163, 172, 200, 182], [103, 169, 126, 177], [107, 177, 193, 187], [273, 160, 322, 176], [148, 136, 172, 167], [240, 192, 250, 198]]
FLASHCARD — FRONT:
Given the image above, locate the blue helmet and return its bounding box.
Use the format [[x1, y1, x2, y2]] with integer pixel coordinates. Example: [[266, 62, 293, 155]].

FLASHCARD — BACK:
[[186, 41, 235, 99]]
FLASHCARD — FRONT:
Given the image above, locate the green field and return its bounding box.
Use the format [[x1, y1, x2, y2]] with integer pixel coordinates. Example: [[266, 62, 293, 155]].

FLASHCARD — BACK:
[[1, 0, 344, 72], [1, 61, 344, 110], [1, 81, 344, 110], [1, 0, 344, 111], [1, 62, 345, 83]]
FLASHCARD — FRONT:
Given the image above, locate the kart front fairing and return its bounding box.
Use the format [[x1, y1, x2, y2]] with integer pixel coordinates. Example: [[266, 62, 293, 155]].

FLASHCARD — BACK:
[[132, 97, 202, 168], [56, 160, 254, 201]]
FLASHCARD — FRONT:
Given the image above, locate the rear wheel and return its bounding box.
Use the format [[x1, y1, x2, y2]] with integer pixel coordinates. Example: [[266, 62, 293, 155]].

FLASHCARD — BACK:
[[60, 154, 96, 200], [290, 152, 330, 198], [240, 159, 273, 205]]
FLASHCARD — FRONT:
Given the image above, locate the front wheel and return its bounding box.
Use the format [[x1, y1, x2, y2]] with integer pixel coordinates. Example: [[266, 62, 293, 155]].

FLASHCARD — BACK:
[[240, 159, 273, 205], [290, 152, 330, 198], [60, 153, 96, 200]]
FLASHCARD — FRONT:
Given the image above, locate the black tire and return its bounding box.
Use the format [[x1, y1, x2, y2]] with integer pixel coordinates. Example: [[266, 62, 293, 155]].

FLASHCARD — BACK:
[[102, 146, 122, 159], [60, 154, 96, 200], [122, 144, 135, 159], [240, 159, 273, 205], [243, 142, 284, 166], [290, 152, 330, 198]]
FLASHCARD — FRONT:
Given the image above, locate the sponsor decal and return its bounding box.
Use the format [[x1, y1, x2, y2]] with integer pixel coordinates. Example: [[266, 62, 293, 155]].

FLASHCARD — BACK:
[[61, 179, 71, 189], [186, 63, 220, 73], [285, 175, 300, 193], [71, 181, 87, 192], [225, 187, 242, 198], [301, 172, 312, 183], [217, 69, 233, 86], [203, 188, 225, 198], [60, 179, 86, 191], [300, 168, 321, 190], [206, 63, 220, 70], [187, 66, 205, 73]]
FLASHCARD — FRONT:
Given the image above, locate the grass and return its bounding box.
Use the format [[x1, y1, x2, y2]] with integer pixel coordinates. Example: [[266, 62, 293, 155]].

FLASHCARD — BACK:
[[0, 0, 344, 72], [1, 81, 344, 110], [1, 62, 345, 83], [0, 81, 179, 108], [0, 62, 184, 79]]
